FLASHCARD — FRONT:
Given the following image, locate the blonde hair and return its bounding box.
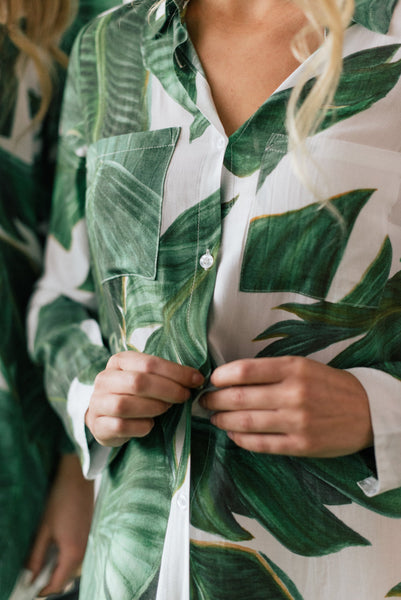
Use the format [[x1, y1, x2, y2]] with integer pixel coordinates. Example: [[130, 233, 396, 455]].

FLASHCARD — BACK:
[[1, 0, 77, 124], [288, 0, 355, 186]]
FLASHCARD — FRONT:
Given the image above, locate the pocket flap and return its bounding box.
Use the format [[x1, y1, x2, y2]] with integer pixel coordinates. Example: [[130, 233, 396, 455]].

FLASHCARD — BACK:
[[86, 128, 180, 281]]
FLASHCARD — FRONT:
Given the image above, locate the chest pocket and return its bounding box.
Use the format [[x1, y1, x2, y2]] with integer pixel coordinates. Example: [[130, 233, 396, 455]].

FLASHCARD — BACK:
[[241, 137, 401, 309], [86, 128, 180, 283]]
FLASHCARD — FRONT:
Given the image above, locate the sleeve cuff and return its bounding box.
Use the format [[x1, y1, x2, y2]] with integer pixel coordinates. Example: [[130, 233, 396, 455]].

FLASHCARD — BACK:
[[348, 367, 401, 496], [67, 377, 111, 479]]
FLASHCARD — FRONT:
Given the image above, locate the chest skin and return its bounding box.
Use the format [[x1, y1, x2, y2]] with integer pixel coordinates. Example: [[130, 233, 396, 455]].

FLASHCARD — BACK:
[[184, 0, 323, 136]]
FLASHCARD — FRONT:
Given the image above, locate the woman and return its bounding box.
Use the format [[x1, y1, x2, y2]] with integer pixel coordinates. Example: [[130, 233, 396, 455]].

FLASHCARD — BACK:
[[29, 0, 401, 598], [0, 1, 121, 598]]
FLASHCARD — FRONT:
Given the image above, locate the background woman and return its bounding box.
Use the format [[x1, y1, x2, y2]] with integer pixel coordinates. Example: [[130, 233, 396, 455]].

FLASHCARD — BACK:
[[0, 1, 121, 597], [29, 0, 401, 598]]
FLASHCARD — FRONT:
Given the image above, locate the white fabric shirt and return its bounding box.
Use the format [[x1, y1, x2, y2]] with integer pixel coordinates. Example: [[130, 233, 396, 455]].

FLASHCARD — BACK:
[[29, 1, 401, 598]]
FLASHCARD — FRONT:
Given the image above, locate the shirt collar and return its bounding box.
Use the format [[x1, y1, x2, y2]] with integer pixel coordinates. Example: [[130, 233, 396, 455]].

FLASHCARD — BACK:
[[352, 0, 398, 33], [147, 0, 187, 38]]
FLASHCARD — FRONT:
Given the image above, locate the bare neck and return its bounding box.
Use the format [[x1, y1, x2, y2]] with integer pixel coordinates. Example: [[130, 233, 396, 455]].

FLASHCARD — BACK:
[[185, 0, 294, 29], [185, 0, 319, 136]]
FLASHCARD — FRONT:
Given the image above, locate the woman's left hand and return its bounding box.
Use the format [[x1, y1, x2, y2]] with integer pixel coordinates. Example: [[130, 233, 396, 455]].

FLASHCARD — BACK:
[[201, 356, 373, 458], [26, 453, 94, 597]]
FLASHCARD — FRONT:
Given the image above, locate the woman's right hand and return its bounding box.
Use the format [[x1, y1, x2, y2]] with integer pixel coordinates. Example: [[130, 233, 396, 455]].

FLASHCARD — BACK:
[[85, 351, 204, 446]]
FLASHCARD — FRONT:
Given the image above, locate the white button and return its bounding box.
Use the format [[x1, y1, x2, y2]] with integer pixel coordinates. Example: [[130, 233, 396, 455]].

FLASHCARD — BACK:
[[199, 249, 214, 270], [177, 493, 188, 511], [216, 136, 225, 149]]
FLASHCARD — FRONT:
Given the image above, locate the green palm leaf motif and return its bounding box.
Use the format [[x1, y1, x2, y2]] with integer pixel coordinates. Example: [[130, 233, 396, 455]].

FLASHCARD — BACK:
[[255, 236, 392, 358], [143, 266, 216, 366], [80, 423, 173, 600], [51, 3, 152, 249], [104, 190, 238, 499], [0, 148, 39, 241], [300, 455, 401, 516], [190, 421, 253, 542], [61, 0, 125, 54], [340, 236, 392, 307], [353, 0, 399, 33], [221, 194, 239, 220], [0, 244, 37, 394], [224, 87, 290, 180], [49, 130, 87, 251], [107, 189, 226, 369], [97, 189, 228, 528], [242, 193, 401, 515], [143, 11, 210, 143], [387, 582, 401, 597], [251, 227, 401, 383], [255, 320, 364, 359], [225, 44, 401, 184], [240, 189, 374, 297], [34, 296, 110, 453], [162, 401, 192, 493], [190, 541, 304, 600], [0, 237, 70, 492], [330, 307, 401, 379], [190, 419, 369, 555], [173, 50, 210, 142], [86, 128, 180, 282], [0, 244, 68, 445], [81, 4, 151, 142], [0, 366, 63, 597], [327, 43, 401, 119], [0, 389, 51, 598], [113, 191, 223, 499]]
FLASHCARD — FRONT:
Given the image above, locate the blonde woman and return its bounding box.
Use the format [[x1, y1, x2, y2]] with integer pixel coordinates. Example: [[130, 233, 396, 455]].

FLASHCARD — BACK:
[[29, 0, 401, 597], [0, 1, 123, 598]]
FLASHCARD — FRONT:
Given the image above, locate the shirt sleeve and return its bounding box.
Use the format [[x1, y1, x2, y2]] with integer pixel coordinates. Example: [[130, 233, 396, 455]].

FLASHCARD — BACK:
[[348, 367, 401, 496], [28, 31, 111, 479]]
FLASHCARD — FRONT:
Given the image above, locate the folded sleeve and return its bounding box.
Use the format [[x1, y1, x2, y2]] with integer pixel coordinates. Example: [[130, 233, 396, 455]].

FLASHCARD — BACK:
[[348, 367, 401, 496]]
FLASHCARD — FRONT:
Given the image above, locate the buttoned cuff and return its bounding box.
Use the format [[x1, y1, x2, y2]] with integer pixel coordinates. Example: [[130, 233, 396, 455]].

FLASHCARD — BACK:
[[67, 377, 111, 479], [347, 367, 401, 496]]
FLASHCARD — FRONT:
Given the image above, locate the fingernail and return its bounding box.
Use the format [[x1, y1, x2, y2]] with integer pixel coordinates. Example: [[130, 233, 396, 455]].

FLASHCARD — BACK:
[[192, 372, 205, 387]]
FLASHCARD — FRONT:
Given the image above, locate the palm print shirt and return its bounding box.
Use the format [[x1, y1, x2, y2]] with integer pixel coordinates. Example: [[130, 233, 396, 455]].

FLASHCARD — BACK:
[[29, 0, 401, 598], [0, 1, 123, 597]]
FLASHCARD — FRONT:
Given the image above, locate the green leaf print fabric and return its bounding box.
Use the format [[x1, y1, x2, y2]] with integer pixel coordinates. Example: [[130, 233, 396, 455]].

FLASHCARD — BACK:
[[387, 582, 401, 597], [225, 44, 401, 186], [190, 420, 370, 554], [86, 129, 180, 282], [29, 1, 401, 598], [353, 0, 399, 33], [81, 423, 173, 600], [190, 543, 304, 600], [240, 189, 374, 297], [0, 1, 123, 597]]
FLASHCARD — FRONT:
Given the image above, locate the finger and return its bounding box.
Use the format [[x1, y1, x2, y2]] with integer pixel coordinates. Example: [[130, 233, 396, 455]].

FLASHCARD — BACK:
[[95, 369, 192, 405], [25, 526, 52, 580], [92, 416, 156, 446], [107, 352, 204, 388], [92, 393, 172, 419], [210, 356, 299, 387], [227, 431, 304, 455], [201, 384, 285, 412], [211, 409, 285, 434], [37, 551, 79, 597]]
